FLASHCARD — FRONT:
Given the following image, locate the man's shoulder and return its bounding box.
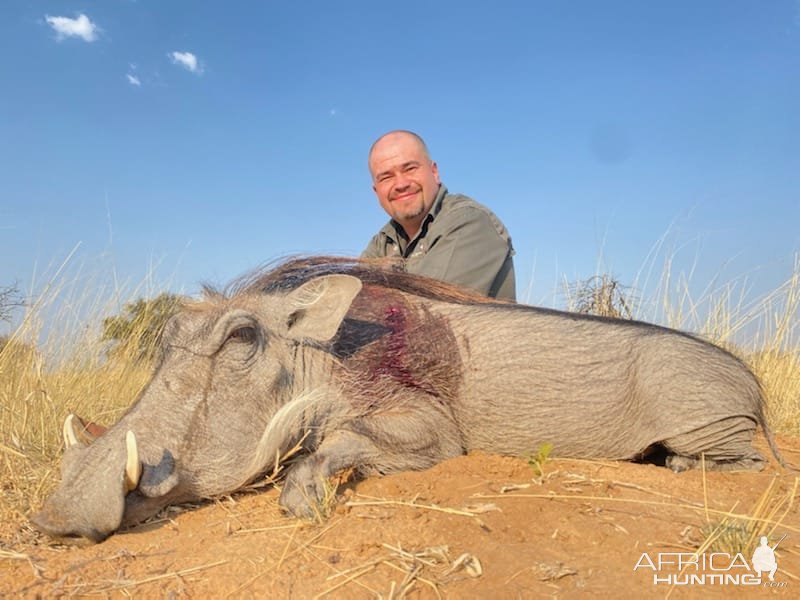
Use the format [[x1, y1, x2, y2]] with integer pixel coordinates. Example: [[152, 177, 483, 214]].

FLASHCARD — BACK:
[[437, 192, 512, 240], [361, 220, 401, 258], [376, 219, 402, 241], [440, 192, 486, 212]]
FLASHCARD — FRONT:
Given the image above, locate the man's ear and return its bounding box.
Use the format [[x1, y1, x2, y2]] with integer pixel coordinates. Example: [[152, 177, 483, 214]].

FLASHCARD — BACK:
[[282, 275, 363, 342], [431, 160, 440, 184]]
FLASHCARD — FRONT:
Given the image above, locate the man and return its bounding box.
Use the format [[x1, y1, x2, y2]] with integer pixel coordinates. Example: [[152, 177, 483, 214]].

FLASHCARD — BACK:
[[362, 130, 516, 301]]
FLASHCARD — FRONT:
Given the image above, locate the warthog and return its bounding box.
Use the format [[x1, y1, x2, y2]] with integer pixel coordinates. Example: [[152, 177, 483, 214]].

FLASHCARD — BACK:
[[32, 257, 784, 541]]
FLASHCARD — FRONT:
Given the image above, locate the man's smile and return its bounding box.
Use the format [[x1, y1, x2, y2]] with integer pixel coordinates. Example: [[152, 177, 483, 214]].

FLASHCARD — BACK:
[[392, 190, 420, 202]]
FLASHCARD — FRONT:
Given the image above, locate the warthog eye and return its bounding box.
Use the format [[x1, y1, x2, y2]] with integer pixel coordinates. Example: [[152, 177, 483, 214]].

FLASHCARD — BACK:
[[227, 326, 257, 344]]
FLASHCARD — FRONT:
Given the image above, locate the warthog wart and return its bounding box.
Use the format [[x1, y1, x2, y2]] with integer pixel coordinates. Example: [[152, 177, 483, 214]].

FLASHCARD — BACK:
[[31, 257, 785, 541]]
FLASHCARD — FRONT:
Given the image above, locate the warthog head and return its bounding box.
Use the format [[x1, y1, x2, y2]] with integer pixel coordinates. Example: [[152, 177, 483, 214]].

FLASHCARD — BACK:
[[31, 273, 363, 542]]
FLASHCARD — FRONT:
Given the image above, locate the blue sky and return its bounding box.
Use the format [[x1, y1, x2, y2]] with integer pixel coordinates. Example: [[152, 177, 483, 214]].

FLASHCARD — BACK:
[[1, 1, 799, 330]]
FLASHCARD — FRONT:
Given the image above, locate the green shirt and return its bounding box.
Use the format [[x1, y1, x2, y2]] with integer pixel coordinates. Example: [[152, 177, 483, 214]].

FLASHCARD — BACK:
[[362, 185, 516, 300]]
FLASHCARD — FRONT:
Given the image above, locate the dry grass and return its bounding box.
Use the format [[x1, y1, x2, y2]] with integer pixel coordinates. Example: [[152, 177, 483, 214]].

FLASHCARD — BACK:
[[0, 251, 798, 535], [751, 349, 800, 437], [697, 475, 798, 555], [314, 541, 482, 599], [474, 487, 800, 536], [0, 260, 165, 525], [0, 355, 149, 525]]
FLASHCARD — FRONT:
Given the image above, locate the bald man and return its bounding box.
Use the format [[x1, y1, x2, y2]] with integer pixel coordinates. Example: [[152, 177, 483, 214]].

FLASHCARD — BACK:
[[362, 130, 516, 300]]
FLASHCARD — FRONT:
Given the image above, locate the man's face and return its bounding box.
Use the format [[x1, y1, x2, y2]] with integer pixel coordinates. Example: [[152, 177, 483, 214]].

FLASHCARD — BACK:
[[369, 133, 441, 237]]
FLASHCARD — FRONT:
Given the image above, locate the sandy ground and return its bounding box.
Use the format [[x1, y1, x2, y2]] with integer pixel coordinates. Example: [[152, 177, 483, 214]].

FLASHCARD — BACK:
[[1, 435, 798, 599]]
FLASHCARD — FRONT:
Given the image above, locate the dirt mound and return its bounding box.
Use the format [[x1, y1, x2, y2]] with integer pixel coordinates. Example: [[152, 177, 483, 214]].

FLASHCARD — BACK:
[[2, 437, 798, 598]]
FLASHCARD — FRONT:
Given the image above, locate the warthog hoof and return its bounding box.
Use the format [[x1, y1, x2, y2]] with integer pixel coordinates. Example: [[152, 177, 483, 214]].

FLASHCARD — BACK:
[[667, 453, 767, 473], [279, 459, 333, 519]]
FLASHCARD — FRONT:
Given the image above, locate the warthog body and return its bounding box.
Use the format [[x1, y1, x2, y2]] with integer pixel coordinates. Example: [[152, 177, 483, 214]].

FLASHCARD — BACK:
[[32, 257, 783, 541]]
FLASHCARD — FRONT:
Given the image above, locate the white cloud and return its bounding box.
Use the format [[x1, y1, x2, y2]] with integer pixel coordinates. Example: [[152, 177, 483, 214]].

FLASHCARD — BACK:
[[126, 74, 141, 87], [45, 14, 98, 42], [169, 51, 203, 75]]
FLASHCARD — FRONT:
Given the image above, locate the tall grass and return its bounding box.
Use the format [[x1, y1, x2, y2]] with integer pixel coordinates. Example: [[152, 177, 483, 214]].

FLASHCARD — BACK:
[[0, 261, 170, 526], [1, 253, 798, 530]]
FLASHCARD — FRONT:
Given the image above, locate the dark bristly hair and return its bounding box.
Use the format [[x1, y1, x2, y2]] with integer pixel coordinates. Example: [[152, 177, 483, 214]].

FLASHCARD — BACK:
[[224, 256, 508, 306]]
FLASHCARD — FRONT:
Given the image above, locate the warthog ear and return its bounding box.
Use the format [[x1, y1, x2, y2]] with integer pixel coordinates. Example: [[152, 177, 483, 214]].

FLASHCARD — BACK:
[[283, 274, 363, 342]]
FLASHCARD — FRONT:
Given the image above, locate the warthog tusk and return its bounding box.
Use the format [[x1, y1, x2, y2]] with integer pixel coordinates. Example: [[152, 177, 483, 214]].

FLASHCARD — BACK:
[[62, 414, 80, 448], [125, 431, 142, 492]]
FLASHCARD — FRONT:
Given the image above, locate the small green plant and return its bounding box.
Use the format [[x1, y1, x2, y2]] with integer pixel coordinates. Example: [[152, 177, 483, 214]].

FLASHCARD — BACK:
[[527, 442, 554, 479]]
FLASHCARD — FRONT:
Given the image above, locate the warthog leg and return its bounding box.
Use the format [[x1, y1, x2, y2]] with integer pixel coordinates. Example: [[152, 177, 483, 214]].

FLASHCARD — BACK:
[[663, 416, 767, 472], [279, 429, 379, 518], [280, 401, 462, 517]]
